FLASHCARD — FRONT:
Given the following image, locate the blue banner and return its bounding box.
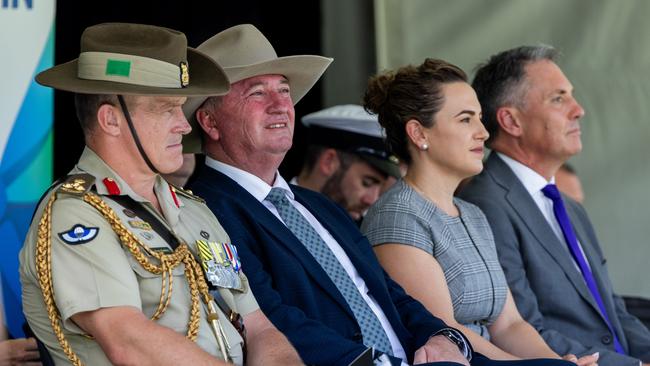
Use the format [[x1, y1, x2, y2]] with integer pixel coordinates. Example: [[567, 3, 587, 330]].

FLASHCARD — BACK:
[[0, 0, 55, 337]]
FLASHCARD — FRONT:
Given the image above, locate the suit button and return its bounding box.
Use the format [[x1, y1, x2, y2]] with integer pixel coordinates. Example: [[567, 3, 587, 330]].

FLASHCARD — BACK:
[[353, 332, 363, 341], [601, 335, 612, 344]]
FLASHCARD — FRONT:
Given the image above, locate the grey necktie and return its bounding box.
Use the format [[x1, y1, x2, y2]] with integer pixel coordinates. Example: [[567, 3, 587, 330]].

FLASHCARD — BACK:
[[265, 187, 393, 355]]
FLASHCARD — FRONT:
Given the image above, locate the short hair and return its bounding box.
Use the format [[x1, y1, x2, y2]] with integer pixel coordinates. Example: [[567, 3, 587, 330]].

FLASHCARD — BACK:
[[301, 145, 363, 176], [74, 93, 118, 135], [200, 95, 223, 113], [335, 150, 361, 172], [302, 145, 327, 174], [472, 45, 558, 146], [364, 58, 467, 164], [195, 95, 224, 148]]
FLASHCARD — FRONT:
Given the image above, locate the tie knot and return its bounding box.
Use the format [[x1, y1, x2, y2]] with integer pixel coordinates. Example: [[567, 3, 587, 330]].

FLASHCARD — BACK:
[[541, 184, 562, 201], [265, 187, 288, 206]]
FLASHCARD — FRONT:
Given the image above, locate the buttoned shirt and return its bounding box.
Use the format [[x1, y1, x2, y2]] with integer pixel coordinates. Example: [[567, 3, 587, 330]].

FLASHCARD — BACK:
[[20, 147, 258, 365]]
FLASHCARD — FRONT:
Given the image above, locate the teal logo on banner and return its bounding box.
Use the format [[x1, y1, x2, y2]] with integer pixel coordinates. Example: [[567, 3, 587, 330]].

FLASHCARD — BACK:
[[0, 2, 54, 337]]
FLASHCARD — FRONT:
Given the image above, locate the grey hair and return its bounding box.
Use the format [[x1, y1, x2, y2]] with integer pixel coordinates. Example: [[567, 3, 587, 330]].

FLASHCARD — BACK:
[[472, 45, 558, 146]]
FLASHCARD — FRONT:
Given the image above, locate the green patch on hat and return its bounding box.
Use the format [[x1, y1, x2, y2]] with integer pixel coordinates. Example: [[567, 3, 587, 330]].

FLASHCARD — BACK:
[[106, 59, 131, 77]]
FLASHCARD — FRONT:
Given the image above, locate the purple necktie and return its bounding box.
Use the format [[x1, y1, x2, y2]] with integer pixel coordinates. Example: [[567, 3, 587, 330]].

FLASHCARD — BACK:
[[542, 184, 625, 354]]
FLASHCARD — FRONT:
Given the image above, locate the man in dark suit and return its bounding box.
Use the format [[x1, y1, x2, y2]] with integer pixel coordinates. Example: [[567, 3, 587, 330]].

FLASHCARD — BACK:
[[182, 23, 474, 366], [459, 45, 650, 366], [184, 25, 572, 366]]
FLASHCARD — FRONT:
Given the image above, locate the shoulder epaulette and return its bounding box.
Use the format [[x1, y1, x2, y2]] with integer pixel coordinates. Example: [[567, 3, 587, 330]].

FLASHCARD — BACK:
[[57, 173, 96, 196], [171, 185, 205, 203]]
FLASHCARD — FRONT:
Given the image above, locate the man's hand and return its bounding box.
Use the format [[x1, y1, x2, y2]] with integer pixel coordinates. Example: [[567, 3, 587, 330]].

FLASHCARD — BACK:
[[562, 352, 599, 366], [0, 338, 41, 366], [413, 335, 469, 366], [244, 309, 303, 365]]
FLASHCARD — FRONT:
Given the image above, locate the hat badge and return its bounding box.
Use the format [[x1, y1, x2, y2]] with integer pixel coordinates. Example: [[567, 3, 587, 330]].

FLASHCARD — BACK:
[[180, 61, 189, 87]]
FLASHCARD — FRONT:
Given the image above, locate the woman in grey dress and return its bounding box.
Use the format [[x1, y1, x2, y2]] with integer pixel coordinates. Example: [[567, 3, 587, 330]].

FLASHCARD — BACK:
[[361, 59, 597, 365]]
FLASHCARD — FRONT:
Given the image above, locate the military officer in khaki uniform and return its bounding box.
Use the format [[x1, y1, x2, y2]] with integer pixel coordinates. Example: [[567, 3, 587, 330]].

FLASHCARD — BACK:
[[19, 23, 302, 366]]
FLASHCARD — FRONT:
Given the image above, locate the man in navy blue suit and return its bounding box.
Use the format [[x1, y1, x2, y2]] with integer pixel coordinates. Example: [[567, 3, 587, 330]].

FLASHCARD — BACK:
[[183, 24, 573, 366]]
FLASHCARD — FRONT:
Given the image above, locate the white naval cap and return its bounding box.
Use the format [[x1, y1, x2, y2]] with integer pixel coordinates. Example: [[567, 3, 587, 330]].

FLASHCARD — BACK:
[[301, 104, 400, 178], [301, 104, 385, 138]]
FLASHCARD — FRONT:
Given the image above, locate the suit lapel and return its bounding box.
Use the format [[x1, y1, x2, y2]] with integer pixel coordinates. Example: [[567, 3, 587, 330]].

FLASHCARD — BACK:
[[291, 188, 388, 305], [203, 168, 355, 318], [293, 190, 386, 293], [292, 188, 411, 340], [486, 154, 601, 312]]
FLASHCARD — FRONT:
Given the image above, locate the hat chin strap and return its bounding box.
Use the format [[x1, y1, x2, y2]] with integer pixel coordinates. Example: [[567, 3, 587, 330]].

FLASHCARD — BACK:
[[117, 95, 160, 175]]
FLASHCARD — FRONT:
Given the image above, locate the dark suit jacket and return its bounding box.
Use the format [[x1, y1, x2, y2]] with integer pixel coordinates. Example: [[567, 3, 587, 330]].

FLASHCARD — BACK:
[[459, 153, 650, 366], [189, 165, 450, 365]]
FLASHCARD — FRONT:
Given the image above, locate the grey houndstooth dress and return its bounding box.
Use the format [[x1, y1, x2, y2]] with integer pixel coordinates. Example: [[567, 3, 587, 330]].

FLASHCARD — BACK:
[[362, 179, 507, 340]]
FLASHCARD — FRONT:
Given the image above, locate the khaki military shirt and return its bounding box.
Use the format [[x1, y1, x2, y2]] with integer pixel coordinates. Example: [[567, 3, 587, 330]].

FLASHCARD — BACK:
[[20, 147, 258, 365]]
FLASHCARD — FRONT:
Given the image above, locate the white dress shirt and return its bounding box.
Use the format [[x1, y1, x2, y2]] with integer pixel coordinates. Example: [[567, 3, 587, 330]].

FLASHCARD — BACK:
[[205, 157, 407, 361], [497, 153, 591, 272]]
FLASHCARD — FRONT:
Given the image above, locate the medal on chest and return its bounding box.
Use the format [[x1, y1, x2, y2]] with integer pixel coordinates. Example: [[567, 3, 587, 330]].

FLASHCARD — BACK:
[[196, 240, 242, 290]]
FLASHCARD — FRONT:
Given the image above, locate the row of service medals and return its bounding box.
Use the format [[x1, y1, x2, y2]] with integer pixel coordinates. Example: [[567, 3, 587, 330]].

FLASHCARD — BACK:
[[196, 240, 242, 290], [196, 240, 243, 362]]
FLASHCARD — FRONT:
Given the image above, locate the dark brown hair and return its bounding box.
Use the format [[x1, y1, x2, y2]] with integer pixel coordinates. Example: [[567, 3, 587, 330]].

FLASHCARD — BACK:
[[74, 93, 117, 135], [364, 58, 467, 163]]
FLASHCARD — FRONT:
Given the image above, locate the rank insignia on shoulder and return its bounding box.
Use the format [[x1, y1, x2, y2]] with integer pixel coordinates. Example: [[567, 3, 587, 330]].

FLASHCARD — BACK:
[[58, 224, 99, 245], [169, 185, 205, 203], [59, 174, 95, 195]]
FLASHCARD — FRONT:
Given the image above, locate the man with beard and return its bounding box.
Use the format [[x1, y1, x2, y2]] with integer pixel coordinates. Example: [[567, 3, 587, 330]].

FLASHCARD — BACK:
[[293, 105, 402, 224]]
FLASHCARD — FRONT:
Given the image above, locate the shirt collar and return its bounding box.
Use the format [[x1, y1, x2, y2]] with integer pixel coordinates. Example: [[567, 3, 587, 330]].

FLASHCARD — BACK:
[[74, 146, 182, 224], [496, 152, 555, 195], [74, 147, 139, 198], [205, 156, 294, 202], [156, 175, 183, 226]]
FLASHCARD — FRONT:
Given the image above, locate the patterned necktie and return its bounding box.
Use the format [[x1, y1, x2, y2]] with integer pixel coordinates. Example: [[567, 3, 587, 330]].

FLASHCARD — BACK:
[[265, 187, 394, 355], [542, 184, 625, 354]]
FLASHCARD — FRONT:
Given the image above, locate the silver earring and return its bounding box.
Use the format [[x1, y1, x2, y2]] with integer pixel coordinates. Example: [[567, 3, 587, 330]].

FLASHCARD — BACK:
[[421, 143, 429, 151]]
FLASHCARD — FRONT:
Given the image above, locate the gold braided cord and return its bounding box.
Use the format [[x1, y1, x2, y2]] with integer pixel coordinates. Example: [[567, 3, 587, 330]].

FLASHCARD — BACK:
[[150, 260, 171, 321], [36, 193, 83, 366], [35, 191, 213, 365], [182, 255, 201, 340], [190, 257, 213, 305]]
